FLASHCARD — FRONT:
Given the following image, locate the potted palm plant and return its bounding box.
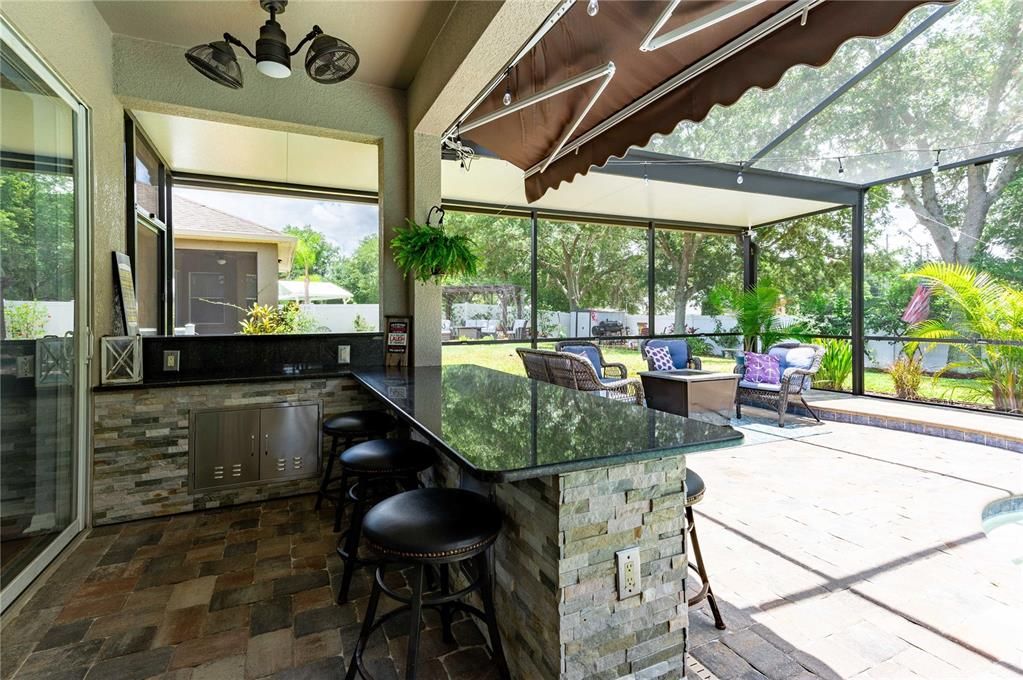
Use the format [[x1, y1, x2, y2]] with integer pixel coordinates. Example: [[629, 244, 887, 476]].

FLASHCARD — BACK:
[[391, 208, 479, 283], [907, 263, 1022, 412]]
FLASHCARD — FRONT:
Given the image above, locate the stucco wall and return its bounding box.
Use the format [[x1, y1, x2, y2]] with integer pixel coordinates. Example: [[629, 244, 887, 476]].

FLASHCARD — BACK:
[[2, 2, 125, 374]]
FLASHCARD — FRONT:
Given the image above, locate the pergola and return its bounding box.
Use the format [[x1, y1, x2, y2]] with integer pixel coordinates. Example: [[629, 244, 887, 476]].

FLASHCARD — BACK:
[[440, 0, 1021, 399], [441, 284, 525, 330]]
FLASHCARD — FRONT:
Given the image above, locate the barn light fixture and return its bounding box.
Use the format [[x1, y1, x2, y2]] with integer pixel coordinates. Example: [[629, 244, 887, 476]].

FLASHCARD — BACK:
[[185, 0, 359, 89]]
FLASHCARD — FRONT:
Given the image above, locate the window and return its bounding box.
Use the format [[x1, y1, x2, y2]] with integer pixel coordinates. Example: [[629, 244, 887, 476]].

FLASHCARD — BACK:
[[171, 184, 379, 335], [125, 115, 171, 334]]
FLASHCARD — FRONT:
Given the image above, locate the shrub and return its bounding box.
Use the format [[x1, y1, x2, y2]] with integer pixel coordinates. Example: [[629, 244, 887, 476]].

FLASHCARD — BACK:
[[240, 301, 315, 335], [353, 314, 375, 332], [889, 350, 923, 400], [5, 301, 49, 339], [815, 338, 853, 390]]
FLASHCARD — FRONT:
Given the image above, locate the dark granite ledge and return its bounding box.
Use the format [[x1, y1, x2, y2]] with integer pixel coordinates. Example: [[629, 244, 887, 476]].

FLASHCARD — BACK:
[[92, 365, 369, 391]]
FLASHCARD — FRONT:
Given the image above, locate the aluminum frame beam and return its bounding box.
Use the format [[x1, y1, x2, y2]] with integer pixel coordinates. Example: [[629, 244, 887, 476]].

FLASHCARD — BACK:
[[640, 0, 770, 53]]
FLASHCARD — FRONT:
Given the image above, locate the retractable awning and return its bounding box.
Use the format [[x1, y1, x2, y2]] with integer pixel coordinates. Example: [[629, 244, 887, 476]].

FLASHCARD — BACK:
[[454, 0, 949, 202]]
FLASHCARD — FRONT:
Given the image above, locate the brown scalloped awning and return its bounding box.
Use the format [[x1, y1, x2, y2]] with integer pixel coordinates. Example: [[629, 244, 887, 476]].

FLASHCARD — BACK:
[[459, 0, 948, 203]]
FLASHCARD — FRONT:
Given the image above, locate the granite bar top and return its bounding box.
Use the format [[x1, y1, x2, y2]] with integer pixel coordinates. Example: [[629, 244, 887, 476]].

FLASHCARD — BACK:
[[92, 364, 357, 391], [352, 365, 743, 482]]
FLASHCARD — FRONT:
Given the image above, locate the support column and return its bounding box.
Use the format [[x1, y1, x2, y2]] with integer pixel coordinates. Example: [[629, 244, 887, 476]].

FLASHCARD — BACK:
[[851, 192, 866, 395], [647, 222, 656, 337], [409, 131, 443, 366], [530, 210, 538, 348], [742, 230, 758, 291]]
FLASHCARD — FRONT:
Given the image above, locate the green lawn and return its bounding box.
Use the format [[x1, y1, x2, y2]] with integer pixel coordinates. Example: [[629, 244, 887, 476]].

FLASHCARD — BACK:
[[441, 342, 995, 407]]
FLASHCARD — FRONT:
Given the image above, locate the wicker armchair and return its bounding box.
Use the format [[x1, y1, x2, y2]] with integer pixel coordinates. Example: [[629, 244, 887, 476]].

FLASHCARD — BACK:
[[639, 339, 703, 371], [517, 348, 645, 405], [735, 342, 824, 427], [554, 341, 628, 380]]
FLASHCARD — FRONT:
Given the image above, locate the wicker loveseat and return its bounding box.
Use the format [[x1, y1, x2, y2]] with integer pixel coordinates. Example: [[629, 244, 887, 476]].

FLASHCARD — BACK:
[[517, 348, 645, 405], [639, 339, 703, 371], [735, 341, 824, 427], [554, 340, 628, 381]]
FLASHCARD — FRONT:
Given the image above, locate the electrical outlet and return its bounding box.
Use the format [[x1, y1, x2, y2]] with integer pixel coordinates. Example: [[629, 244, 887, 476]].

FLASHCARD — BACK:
[[616, 547, 641, 599], [337, 345, 351, 364], [163, 350, 180, 372], [16, 355, 34, 379]]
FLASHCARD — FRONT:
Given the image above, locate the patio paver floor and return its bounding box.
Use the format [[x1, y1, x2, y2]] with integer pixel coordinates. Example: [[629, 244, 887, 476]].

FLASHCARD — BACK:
[[1, 409, 1019, 679]]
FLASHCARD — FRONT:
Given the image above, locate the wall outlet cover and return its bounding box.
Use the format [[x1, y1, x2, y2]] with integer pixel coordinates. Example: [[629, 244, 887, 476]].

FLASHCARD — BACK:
[[616, 547, 641, 599], [337, 345, 351, 364], [16, 355, 34, 379], [163, 350, 180, 372]]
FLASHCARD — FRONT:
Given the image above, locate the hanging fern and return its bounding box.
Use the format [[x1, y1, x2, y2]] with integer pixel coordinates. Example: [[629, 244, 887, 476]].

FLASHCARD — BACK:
[[391, 219, 479, 283]]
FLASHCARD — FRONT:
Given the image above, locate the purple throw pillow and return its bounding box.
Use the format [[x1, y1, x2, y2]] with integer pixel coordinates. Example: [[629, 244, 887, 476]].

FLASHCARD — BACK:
[[744, 352, 781, 384], [647, 346, 674, 371]]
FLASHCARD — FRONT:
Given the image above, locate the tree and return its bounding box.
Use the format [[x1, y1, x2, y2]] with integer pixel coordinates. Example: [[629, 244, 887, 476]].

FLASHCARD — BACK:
[[282, 225, 341, 303], [329, 234, 380, 304], [654, 231, 742, 332]]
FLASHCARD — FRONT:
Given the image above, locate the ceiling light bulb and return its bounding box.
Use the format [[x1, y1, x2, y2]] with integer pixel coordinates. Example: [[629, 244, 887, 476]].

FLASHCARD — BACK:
[[257, 59, 291, 78], [587, 0, 599, 17], [736, 172, 744, 185], [503, 89, 512, 106]]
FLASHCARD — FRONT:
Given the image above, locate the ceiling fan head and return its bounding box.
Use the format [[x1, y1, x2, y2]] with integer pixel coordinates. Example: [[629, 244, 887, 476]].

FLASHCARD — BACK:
[[185, 40, 243, 89], [305, 34, 360, 84]]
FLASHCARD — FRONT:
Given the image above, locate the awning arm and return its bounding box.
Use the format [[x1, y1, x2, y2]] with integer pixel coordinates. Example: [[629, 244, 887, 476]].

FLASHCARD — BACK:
[[640, 0, 769, 53], [523, 0, 824, 178], [458, 61, 616, 137]]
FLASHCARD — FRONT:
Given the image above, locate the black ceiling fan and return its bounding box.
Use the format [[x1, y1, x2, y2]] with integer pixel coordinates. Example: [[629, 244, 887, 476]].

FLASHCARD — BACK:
[[185, 0, 359, 89]]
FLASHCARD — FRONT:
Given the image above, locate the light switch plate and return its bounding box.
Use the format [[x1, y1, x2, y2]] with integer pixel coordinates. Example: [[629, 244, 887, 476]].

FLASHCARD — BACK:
[[163, 350, 180, 372], [337, 345, 351, 364], [616, 547, 641, 599]]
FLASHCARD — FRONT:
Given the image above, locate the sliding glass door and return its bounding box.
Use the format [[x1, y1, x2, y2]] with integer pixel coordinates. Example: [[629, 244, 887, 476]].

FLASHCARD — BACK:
[[1, 20, 90, 611]]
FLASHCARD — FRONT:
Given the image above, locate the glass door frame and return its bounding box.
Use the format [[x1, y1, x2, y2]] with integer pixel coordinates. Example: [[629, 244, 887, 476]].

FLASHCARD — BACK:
[[0, 18, 92, 613]]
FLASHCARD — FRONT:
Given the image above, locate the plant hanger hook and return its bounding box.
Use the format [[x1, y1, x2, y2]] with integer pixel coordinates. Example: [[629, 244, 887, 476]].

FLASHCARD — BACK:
[[426, 205, 445, 227]]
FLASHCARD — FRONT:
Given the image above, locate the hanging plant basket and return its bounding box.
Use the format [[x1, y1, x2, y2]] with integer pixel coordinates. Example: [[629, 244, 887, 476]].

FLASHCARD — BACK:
[[391, 210, 479, 283]]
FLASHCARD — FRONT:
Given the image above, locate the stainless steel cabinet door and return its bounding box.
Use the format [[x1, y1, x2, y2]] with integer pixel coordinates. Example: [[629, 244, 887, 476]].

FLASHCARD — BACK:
[[259, 404, 319, 481], [193, 409, 260, 490]]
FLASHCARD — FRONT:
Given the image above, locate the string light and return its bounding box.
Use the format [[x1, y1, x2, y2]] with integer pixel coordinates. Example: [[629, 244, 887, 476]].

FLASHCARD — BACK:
[[502, 70, 512, 106], [931, 149, 942, 174], [837, 157, 845, 175], [736, 162, 744, 185], [587, 0, 599, 17]]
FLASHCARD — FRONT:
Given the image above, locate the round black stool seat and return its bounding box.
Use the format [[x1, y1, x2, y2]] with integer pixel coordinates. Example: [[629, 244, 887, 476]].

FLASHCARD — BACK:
[[323, 410, 397, 436], [685, 469, 705, 506], [340, 439, 435, 476], [363, 488, 502, 561]]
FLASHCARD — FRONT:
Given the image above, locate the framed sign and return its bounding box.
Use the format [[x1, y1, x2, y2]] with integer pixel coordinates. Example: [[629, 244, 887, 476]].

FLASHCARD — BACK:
[[112, 252, 139, 336], [385, 316, 411, 367]]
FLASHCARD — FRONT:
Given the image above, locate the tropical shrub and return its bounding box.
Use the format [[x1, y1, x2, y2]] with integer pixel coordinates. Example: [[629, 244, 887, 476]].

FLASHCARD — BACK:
[[907, 263, 1023, 413], [4, 301, 49, 339], [889, 349, 923, 400], [814, 338, 853, 390], [240, 301, 315, 335], [710, 284, 808, 352]]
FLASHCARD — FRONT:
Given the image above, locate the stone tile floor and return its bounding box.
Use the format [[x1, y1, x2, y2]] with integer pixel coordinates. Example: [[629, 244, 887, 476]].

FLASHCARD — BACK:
[[0, 496, 500, 680], [686, 408, 1022, 680], [2, 407, 1020, 680]]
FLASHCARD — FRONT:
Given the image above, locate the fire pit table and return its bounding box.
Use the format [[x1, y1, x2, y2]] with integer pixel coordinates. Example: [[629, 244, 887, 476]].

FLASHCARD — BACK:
[[640, 369, 739, 425]]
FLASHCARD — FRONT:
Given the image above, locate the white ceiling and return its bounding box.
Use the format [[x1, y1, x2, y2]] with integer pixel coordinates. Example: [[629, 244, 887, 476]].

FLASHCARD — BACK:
[[133, 110, 378, 191], [93, 0, 455, 89], [443, 157, 841, 228]]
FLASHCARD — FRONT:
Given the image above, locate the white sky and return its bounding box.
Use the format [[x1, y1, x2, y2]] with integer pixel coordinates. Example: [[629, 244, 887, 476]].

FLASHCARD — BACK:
[[175, 187, 378, 256]]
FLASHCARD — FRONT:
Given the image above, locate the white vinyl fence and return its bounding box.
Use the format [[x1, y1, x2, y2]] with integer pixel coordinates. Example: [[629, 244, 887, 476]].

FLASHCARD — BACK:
[[3, 300, 75, 337], [301, 304, 380, 333]]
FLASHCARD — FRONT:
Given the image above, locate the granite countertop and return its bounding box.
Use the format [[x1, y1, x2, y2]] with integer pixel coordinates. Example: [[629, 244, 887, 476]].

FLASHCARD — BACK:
[[353, 365, 744, 482]]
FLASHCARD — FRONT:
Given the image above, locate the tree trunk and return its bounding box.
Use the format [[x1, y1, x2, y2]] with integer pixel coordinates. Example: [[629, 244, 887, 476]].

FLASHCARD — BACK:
[[303, 267, 311, 305]]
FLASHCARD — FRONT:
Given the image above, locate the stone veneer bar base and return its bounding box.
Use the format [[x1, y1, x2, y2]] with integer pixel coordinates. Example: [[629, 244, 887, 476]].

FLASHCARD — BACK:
[[430, 453, 689, 680], [92, 377, 378, 525]]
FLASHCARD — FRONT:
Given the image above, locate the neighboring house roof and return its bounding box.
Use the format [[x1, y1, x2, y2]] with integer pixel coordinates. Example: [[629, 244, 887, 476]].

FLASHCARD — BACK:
[[172, 195, 296, 272], [278, 280, 353, 302]]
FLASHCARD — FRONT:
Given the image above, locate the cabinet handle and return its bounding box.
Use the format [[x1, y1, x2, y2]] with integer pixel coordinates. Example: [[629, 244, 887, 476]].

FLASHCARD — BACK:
[[250, 434, 256, 456], [264, 432, 270, 456]]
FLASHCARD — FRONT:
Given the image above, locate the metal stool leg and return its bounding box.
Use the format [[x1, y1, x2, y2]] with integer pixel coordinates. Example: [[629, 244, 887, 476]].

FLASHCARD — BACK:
[[404, 565, 425, 680], [477, 552, 511, 680], [337, 482, 365, 605], [345, 565, 383, 680], [439, 564, 454, 644], [686, 506, 726, 630], [332, 468, 350, 533], [315, 435, 339, 511]]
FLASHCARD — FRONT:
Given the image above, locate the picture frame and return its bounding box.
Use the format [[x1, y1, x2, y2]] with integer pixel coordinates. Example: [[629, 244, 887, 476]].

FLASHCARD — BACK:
[[112, 251, 140, 337], [385, 316, 411, 367]]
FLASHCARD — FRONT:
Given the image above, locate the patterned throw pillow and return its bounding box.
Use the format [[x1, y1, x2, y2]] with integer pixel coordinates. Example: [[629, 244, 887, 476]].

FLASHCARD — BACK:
[[646, 345, 675, 371], [744, 352, 781, 384]]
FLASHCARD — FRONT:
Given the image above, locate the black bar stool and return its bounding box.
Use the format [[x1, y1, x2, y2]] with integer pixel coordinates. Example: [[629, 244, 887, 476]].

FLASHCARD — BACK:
[[345, 488, 510, 680], [686, 468, 726, 630], [335, 439, 436, 604], [315, 410, 398, 517]]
